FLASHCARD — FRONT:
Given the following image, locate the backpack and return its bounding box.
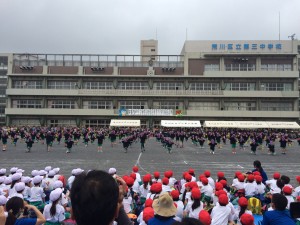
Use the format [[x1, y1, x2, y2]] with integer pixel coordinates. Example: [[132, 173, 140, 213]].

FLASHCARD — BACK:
[[247, 197, 262, 215]]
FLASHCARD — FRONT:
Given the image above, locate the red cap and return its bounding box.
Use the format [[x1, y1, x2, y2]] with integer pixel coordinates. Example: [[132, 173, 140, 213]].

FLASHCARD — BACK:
[[215, 182, 223, 191], [238, 197, 248, 207], [126, 177, 134, 187], [201, 177, 208, 185], [235, 171, 242, 177], [240, 213, 254, 225], [238, 175, 245, 182], [199, 174, 205, 181], [189, 182, 198, 189], [296, 176, 300, 183], [191, 188, 201, 199], [145, 198, 153, 208], [216, 190, 227, 197], [247, 174, 254, 182], [145, 174, 152, 180], [255, 175, 262, 183], [253, 171, 261, 176], [132, 166, 139, 172], [218, 194, 228, 205], [143, 207, 154, 222], [220, 179, 227, 187], [199, 210, 211, 225], [185, 173, 192, 181], [217, 172, 224, 178], [273, 172, 281, 179], [150, 183, 162, 193], [283, 186, 292, 195], [164, 171, 172, 178], [153, 171, 160, 179], [162, 177, 169, 185], [297, 196, 300, 201], [204, 170, 211, 177], [122, 175, 129, 181], [143, 175, 150, 183], [171, 190, 180, 199], [188, 168, 195, 174], [130, 173, 136, 180]]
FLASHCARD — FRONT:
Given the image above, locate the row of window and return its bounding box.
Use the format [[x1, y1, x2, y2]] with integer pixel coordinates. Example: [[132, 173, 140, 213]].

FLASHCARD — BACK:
[[261, 64, 292, 71], [11, 100, 294, 111], [12, 81, 295, 91], [204, 64, 292, 72]]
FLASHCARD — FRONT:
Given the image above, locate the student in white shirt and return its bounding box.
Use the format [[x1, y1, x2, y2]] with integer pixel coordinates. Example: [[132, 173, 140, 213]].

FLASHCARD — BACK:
[[161, 177, 171, 193], [184, 188, 203, 219], [171, 190, 184, 220], [282, 186, 294, 209], [43, 188, 65, 225], [292, 176, 300, 198], [244, 175, 257, 198], [29, 175, 46, 207], [10, 182, 25, 199], [233, 197, 253, 225], [211, 194, 234, 225]]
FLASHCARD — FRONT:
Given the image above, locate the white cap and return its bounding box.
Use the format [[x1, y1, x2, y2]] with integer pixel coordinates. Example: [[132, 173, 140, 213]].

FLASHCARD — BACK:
[[45, 166, 52, 172], [0, 195, 7, 205], [31, 170, 39, 177], [73, 168, 84, 176], [48, 170, 56, 177], [53, 168, 60, 174], [16, 169, 25, 173], [38, 170, 47, 176], [0, 168, 6, 175], [4, 177, 12, 185], [33, 175, 43, 184], [21, 176, 32, 184], [15, 182, 25, 192], [50, 188, 63, 202], [108, 168, 117, 175], [10, 167, 18, 173], [53, 180, 63, 189], [0, 177, 4, 183], [71, 169, 77, 175], [11, 173, 22, 181]]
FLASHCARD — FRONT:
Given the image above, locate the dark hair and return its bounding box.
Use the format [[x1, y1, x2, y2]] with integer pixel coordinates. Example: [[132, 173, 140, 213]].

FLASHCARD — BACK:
[[253, 160, 263, 173], [10, 180, 19, 189], [172, 217, 204, 225], [50, 199, 59, 217], [272, 193, 288, 211], [239, 205, 247, 218], [191, 198, 201, 211], [5, 196, 24, 225], [280, 175, 290, 185], [71, 170, 119, 225], [276, 179, 285, 193]]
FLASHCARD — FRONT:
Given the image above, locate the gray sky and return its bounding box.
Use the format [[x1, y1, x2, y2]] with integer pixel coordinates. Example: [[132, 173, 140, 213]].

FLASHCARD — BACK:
[[1, 0, 299, 55]]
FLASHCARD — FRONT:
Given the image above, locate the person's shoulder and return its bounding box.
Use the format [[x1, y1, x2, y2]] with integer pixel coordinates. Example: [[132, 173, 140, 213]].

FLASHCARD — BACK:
[[15, 217, 37, 225]]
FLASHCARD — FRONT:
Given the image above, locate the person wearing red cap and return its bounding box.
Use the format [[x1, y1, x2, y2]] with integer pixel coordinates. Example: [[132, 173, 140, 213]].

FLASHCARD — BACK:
[[204, 170, 215, 189], [200, 177, 214, 200], [292, 176, 300, 198], [233, 197, 253, 224], [199, 210, 211, 225], [232, 174, 245, 191], [184, 188, 203, 219], [132, 166, 142, 184], [211, 194, 233, 225], [282, 186, 294, 210], [162, 177, 171, 193], [170, 190, 184, 220], [152, 171, 161, 183], [255, 176, 266, 200], [244, 175, 257, 198], [138, 175, 151, 205], [147, 183, 162, 200], [266, 172, 281, 193], [240, 214, 255, 225]]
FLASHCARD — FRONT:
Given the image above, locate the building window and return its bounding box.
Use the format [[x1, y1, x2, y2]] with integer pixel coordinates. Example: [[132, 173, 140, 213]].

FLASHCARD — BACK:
[[153, 101, 180, 110], [12, 100, 42, 108], [155, 82, 183, 90], [224, 102, 256, 111], [151, 49, 156, 52], [85, 120, 110, 127], [49, 100, 76, 109], [13, 80, 43, 89], [204, 64, 220, 71], [47, 81, 75, 89], [190, 83, 219, 91], [48, 120, 76, 126], [224, 83, 255, 91], [189, 102, 219, 110], [261, 64, 292, 71], [83, 101, 112, 109], [118, 82, 149, 90], [119, 101, 146, 109], [261, 102, 293, 111], [83, 82, 113, 89], [261, 83, 292, 91], [225, 64, 256, 71]]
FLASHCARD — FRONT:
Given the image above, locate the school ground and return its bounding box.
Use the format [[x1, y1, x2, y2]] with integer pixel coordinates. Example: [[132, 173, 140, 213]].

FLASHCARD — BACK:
[[0, 138, 300, 186]]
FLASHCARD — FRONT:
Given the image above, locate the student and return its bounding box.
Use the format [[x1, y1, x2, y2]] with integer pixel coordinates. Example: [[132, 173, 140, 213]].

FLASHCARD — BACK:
[[210, 194, 234, 225], [252, 160, 268, 184], [209, 139, 217, 155], [184, 188, 203, 219], [233, 197, 253, 225], [43, 188, 65, 225], [66, 137, 74, 153], [25, 136, 34, 153], [5, 196, 46, 225], [29, 176, 46, 210], [262, 193, 296, 225], [96, 131, 105, 152]]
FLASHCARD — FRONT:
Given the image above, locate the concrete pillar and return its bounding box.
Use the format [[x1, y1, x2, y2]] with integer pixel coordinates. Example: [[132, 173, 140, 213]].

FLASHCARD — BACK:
[[220, 57, 224, 71], [42, 65, 48, 74], [256, 57, 261, 71], [78, 66, 83, 75], [113, 66, 118, 75], [183, 54, 189, 76]]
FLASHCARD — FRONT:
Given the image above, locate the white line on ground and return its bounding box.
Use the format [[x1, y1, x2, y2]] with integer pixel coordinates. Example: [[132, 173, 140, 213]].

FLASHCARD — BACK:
[[184, 161, 188, 164], [135, 152, 151, 174]]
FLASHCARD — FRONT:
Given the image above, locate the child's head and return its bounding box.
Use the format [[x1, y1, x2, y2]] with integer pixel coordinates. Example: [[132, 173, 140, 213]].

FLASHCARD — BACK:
[[240, 213, 254, 225], [271, 193, 288, 211], [282, 186, 292, 196]]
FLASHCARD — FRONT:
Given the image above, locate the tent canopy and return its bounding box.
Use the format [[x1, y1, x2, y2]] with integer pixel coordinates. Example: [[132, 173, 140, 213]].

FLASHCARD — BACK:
[[203, 121, 300, 129], [110, 119, 140, 127], [161, 120, 201, 128]]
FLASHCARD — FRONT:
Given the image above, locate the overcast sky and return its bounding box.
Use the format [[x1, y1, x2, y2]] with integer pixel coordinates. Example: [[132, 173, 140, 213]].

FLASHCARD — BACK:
[[1, 0, 299, 55]]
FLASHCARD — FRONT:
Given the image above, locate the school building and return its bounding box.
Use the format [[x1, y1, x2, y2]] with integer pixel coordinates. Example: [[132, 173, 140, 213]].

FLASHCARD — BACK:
[[3, 39, 300, 127]]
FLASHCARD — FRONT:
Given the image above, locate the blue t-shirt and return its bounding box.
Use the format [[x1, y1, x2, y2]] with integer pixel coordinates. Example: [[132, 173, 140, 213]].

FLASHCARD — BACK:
[[262, 209, 296, 225], [148, 216, 176, 225], [15, 218, 37, 225]]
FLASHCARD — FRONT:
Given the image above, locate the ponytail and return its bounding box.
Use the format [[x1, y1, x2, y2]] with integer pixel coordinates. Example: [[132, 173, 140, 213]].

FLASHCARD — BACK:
[[239, 206, 247, 218], [50, 199, 59, 217]]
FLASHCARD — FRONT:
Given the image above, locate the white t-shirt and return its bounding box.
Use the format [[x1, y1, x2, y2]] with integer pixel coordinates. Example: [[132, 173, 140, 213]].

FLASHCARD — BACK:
[[43, 203, 65, 223], [174, 200, 184, 219], [201, 184, 214, 197], [29, 186, 45, 202], [292, 186, 300, 197], [123, 196, 133, 213], [256, 183, 266, 194], [208, 177, 215, 189], [211, 205, 231, 225], [184, 200, 203, 219], [232, 181, 245, 190], [244, 182, 257, 197], [162, 184, 171, 193], [138, 185, 150, 198], [285, 195, 294, 209]]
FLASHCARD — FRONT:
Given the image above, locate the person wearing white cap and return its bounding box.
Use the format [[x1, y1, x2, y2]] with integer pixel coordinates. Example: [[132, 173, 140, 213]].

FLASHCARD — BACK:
[[0, 177, 5, 196], [21, 176, 32, 201], [0, 195, 7, 206], [8, 173, 22, 198], [53, 168, 61, 181], [9, 167, 18, 176], [10, 182, 25, 199], [68, 168, 84, 190], [43, 170, 56, 202], [43, 188, 65, 225], [53, 180, 69, 209], [2, 177, 12, 196], [45, 166, 52, 172], [29, 176, 46, 210], [0, 168, 6, 178]]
